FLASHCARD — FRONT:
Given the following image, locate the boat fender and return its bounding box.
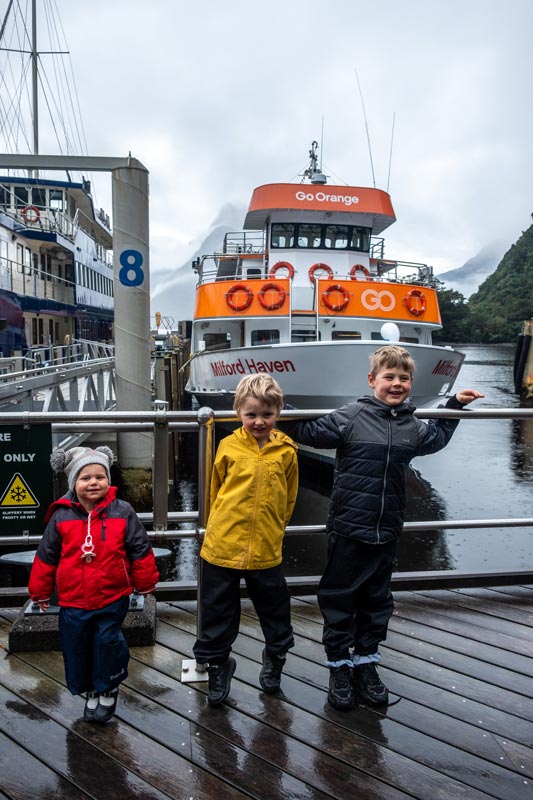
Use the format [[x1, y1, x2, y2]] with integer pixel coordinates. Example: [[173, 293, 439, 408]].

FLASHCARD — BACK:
[[21, 205, 40, 224], [322, 284, 350, 312], [258, 282, 286, 310], [308, 263, 334, 284], [225, 283, 254, 312], [350, 263, 372, 280], [269, 261, 294, 280], [405, 288, 427, 316]]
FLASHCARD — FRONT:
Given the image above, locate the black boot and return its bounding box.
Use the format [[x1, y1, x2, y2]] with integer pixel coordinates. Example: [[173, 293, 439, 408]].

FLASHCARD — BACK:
[[93, 688, 119, 722], [259, 649, 286, 694], [352, 663, 389, 705], [207, 657, 236, 707], [327, 665, 355, 710], [83, 691, 99, 722]]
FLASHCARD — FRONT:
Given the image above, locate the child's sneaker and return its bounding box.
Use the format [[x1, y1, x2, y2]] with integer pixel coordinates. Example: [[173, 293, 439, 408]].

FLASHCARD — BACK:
[[328, 665, 355, 710], [259, 649, 286, 694], [352, 663, 389, 705], [94, 688, 119, 722], [207, 657, 236, 707], [83, 691, 99, 722]]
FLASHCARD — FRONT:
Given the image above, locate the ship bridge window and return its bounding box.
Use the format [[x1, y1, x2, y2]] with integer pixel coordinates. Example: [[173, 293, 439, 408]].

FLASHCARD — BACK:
[[324, 225, 349, 249], [251, 329, 280, 346], [50, 189, 64, 212], [350, 227, 371, 251], [32, 188, 46, 208], [297, 224, 322, 248], [203, 332, 231, 352], [14, 187, 29, 208], [271, 224, 295, 248], [0, 185, 9, 208]]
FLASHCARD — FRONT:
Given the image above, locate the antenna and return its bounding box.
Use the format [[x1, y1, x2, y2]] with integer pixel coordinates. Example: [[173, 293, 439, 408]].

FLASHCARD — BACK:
[[354, 66, 376, 188], [320, 116, 325, 172], [387, 111, 396, 193]]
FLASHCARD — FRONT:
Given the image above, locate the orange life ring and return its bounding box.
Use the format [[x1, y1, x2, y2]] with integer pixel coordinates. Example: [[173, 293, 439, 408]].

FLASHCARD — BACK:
[[322, 284, 350, 312], [269, 261, 294, 280], [405, 288, 427, 316], [258, 282, 286, 311], [350, 263, 371, 280], [21, 205, 40, 224], [226, 283, 253, 312], [308, 263, 334, 285]]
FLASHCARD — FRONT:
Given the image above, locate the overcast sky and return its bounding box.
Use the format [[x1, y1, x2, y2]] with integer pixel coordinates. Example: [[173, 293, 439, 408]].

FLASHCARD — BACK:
[[3, 0, 533, 302]]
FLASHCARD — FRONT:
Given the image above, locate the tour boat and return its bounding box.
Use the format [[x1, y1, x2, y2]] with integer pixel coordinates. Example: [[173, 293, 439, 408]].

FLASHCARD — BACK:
[[186, 143, 464, 410]]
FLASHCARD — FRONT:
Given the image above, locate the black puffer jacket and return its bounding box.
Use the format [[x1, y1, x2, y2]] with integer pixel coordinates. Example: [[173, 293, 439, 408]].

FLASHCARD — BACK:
[[286, 395, 464, 544]]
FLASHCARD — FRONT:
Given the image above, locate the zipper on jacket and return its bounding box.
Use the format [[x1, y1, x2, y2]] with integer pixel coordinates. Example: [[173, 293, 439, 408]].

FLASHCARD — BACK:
[[101, 513, 106, 541], [376, 412, 394, 543]]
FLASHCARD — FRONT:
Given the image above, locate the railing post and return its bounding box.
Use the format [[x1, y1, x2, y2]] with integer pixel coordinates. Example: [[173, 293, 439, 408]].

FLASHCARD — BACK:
[[152, 400, 169, 531], [181, 405, 214, 683]]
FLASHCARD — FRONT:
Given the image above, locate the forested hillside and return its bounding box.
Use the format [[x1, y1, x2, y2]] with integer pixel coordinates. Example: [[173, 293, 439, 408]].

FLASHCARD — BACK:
[[436, 225, 533, 342]]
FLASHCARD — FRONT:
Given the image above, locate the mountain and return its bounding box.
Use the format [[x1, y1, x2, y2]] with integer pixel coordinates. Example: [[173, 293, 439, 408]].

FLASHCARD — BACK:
[[150, 203, 246, 325], [436, 240, 510, 298]]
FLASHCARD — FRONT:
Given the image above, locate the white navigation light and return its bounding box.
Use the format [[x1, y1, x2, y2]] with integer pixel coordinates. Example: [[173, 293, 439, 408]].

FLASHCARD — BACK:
[[380, 322, 400, 342]]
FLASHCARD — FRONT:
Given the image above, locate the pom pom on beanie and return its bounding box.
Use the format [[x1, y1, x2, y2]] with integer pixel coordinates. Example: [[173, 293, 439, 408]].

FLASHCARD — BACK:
[[50, 445, 114, 491]]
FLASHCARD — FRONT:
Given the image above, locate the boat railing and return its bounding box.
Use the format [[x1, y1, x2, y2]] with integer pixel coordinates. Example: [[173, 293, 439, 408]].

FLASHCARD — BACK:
[[0, 339, 115, 377], [1, 406, 533, 598], [0, 255, 76, 301], [222, 230, 265, 254]]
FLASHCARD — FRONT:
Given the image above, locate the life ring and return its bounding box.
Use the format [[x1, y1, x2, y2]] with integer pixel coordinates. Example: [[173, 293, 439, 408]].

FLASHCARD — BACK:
[[350, 263, 371, 280], [21, 205, 40, 224], [322, 284, 350, 312], [308, 263, 334, 284], [258, 282, 286, 311], [269, 261, 294, 280], [405, 288, 427, 316], [226, 283, 253, 312]]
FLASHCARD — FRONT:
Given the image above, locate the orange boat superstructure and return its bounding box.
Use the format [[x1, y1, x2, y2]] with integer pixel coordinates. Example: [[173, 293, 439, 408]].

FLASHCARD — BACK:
[[187, 144, 463, 410]]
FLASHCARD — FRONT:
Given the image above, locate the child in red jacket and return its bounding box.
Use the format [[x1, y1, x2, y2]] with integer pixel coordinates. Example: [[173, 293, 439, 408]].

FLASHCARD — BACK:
[[28, 446, 159, 723]]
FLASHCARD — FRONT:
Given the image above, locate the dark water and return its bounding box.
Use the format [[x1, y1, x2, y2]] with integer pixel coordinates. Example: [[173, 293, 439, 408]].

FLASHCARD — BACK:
[[171, 343, 533, 579]]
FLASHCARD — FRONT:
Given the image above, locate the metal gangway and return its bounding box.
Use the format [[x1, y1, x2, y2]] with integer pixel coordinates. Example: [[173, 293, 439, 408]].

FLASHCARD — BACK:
[[0, 340, 116, 431]]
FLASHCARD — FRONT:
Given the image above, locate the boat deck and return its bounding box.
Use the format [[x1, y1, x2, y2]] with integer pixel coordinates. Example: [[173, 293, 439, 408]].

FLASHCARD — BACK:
[[0, 586, 532, 799]]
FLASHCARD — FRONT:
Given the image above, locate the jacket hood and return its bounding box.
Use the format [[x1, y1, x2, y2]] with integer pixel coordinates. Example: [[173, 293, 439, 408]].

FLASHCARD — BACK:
[[44, 485, 118, 523]]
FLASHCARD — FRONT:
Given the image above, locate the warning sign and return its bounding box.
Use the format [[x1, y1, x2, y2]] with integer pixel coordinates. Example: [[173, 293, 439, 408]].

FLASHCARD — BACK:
[[0, 424, 53, 535], [0, 473, 40, 507]]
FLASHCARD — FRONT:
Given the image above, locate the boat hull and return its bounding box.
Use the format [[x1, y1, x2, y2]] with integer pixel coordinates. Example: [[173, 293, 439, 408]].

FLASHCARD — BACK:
[[187, 340, 465, 410]]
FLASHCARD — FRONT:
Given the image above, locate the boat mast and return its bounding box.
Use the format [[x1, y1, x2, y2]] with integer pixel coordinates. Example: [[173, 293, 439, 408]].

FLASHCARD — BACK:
[[30, 0, 38, 177]]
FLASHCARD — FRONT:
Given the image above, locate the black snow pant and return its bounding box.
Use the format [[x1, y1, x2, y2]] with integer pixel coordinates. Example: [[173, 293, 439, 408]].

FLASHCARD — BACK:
[[317, 534, 396, 661], [193, 559, 294, 665]]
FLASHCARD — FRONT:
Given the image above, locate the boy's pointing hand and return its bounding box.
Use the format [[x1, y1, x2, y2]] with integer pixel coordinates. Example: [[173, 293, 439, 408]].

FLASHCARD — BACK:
[[455, 389, 484, 405]]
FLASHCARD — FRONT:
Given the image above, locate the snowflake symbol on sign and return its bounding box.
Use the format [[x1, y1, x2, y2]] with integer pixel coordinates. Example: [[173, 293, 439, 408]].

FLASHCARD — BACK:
[[10, 486, 27, 503]]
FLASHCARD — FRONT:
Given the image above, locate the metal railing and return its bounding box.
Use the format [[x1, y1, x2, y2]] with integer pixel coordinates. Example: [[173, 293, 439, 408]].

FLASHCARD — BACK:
[[1, 406, 533, 598]]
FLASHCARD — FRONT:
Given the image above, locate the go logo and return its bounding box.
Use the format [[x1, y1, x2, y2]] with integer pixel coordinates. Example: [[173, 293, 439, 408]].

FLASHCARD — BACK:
[[361, 289, 395, 312], [118, 249, 144, 287]]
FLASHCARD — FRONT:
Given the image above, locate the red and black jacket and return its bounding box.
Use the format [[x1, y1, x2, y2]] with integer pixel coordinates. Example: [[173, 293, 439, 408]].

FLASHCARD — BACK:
[[28, 486, 159, 610]]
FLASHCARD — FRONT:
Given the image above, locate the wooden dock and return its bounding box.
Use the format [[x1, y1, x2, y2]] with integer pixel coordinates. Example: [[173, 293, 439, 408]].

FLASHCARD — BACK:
[[0, 586, 532, 799]]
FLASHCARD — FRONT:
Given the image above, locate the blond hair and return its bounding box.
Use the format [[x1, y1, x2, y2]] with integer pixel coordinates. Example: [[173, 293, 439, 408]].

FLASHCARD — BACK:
[[369, 345, 416, 378], [233, 374, 284, 415]]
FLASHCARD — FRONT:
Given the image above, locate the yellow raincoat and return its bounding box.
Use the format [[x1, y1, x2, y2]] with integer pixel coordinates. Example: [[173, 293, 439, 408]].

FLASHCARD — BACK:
[[200, 426, 298, 570]]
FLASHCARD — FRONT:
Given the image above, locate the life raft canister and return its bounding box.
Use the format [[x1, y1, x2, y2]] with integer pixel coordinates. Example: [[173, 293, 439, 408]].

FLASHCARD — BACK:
[[21, 205, 40, 224], [405, 288, 427, 317], [350, 263, 371, 280], [225, 283, 253, 312], [308, 263, 334, 285], [258, 282, 286, 311], [269, 261, 294, 279], [322, 284, 350, 312]]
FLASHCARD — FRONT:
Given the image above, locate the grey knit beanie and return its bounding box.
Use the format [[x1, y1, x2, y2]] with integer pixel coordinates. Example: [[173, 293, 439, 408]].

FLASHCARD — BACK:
[[50, 446, 114, 491]]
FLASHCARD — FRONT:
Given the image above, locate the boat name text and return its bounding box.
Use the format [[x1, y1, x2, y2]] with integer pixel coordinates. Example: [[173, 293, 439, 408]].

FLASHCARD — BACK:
[[431, 359, 461, 378], [295, 190, 359, 207], [211, 358, 296, 377]]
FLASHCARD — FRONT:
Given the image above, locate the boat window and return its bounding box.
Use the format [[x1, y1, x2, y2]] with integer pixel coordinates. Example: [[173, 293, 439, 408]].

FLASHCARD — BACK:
[[324, 225, 349, 249], [291, 329, 319, 342], [50, 189, 64, 212], [297, 224, 322, 248], [32, 187, 46, 208], [271, 224, 295, 248], [251, 329, 280, 345], [332, 331, 362, 340], [14, 187, 28, 208], [399, 336, 419, 343], [0, 185, 9, 208], [350, 226, 371, 251], [203, 332, 230, 351]]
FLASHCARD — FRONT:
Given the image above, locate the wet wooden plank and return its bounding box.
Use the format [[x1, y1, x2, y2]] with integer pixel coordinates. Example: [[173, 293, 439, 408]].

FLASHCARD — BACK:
[[405, 588, 533, 634], [156, 605, 528, 800], [447, 587, 533, 625]]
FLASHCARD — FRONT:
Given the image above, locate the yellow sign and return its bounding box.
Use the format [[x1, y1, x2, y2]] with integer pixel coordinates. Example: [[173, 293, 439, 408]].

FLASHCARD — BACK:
[[0, 473, 40, 507]]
